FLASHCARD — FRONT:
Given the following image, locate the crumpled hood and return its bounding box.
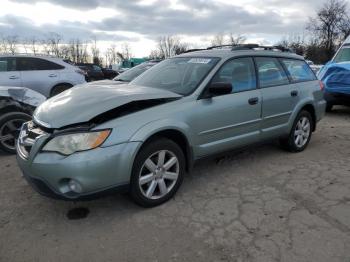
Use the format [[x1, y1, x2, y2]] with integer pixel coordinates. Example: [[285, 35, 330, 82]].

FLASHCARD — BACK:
[[33, 83, 181, 129]]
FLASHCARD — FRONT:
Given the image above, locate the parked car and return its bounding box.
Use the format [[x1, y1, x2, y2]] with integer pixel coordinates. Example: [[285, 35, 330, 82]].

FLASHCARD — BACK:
[[306, 60, 323, 73], [17, 45, 326, 207], [0, 55, 86, 97], [317, 36, 350, 111], [76, 63, 104, 82], [113, 61, 159, 83], [101, 68, 118, 79], [0, 86, 45, 153], [84, 61, 159, 86]]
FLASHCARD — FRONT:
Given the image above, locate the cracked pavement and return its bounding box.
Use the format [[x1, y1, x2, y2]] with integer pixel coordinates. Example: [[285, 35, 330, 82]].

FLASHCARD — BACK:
[[1, 107, 350, 262]]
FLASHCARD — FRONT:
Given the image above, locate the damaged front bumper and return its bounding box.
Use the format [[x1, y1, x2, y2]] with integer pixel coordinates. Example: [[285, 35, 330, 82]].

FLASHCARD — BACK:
[[16, 122, 141, 200]]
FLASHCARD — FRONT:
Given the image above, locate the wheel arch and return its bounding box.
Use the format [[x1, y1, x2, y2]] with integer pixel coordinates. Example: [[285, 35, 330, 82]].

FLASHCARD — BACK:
[[133, 127, 194, 172]]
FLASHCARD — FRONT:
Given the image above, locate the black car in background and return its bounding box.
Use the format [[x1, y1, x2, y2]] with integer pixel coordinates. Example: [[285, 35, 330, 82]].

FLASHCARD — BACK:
[[0, 87, 45, 153], [101, 67, 119, 79], [76, 63, 105, 82]]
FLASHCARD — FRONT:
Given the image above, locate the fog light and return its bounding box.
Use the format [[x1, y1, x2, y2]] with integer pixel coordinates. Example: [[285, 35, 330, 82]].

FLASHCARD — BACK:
[[68, 179, 83, 193]]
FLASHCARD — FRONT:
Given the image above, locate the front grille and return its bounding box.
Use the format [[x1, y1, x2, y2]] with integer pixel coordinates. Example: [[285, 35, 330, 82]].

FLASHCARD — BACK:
[[17, 121, 48, 159]]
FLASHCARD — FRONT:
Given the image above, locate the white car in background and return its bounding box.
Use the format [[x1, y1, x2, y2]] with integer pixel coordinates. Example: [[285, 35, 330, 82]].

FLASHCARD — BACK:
[[0, 55, 86, 97], [306, 60, 323, 73]]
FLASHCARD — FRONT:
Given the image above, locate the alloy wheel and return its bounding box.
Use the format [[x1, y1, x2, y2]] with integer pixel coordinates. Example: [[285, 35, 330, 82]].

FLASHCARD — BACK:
[[0, 118, 24, 151], [138, 150, 179, 200], [294, 116, 311, 148]]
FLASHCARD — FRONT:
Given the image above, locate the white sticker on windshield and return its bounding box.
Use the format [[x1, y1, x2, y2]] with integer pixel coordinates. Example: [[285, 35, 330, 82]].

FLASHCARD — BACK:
[[188, 58, 212, 64]]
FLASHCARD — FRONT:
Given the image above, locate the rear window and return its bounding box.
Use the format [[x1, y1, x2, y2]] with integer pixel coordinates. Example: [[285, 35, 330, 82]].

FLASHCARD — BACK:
[[255, 57, 289, 88], [18, 58, 64, 71], [280, 59, 316, 82], [0, 57, 16, 72]]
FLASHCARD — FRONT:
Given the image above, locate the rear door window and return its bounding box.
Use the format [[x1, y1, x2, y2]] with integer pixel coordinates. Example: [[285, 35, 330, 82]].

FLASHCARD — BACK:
[[18, 57, 64, 71], [280, 59, 316, 82], [0, 57, 16, 72], [255, 57, 289, 88], [212, 57, 257, 93]]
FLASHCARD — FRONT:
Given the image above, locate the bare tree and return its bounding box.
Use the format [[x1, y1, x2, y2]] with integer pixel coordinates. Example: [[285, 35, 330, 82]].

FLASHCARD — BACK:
[[5, 35, 19, 54], [91, 36, 101, 64], [28, 36, 39, 55], [228, 34, 246, 45], [307, 0, 349, 60], [121, 42, 132, 60], [211, 33, 225, 46], [156, 35, 188, 58], [46, 32, 62, 56]]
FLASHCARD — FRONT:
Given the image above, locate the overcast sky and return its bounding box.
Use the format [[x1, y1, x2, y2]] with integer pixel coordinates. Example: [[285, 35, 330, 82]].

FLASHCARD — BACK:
[[0, 0, 335, 56]]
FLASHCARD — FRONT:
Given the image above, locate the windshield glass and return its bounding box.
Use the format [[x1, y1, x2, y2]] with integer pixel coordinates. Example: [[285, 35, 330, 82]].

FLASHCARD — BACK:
[[131, 57, 220, 95], [114, 63, 155, 82], [334, 46, 350, 63]]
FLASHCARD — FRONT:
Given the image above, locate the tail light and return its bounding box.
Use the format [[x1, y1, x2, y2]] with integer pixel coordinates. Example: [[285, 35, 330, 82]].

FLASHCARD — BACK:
[[319, 81, 325, 91]]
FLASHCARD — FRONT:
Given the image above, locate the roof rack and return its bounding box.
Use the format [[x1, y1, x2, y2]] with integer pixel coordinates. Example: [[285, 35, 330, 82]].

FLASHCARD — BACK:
[[185, 44, 293, 53]]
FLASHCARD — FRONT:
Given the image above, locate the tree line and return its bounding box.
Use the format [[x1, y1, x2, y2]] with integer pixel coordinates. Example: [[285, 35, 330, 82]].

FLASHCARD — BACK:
[[0, 0, 349, 65]]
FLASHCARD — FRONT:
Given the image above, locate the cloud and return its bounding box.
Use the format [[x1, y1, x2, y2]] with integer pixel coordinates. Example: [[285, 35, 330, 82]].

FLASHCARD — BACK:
[[0, 0, 329, 45]]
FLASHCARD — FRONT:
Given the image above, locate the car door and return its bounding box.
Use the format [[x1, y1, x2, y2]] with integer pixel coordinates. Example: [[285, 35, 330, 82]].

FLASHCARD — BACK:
[[191, 57, 262, 157], [18, 57, 63, 97], [0, 57, 22, 87], [255, 57, 295, 139]]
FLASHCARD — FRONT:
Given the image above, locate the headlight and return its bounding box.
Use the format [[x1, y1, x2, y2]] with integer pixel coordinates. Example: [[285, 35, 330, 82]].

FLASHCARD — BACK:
[[42, 130, 111, 155]]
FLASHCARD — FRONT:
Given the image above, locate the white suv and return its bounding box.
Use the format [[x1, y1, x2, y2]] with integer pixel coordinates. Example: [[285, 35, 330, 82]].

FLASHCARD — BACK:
[[0, 55, 86, 97]]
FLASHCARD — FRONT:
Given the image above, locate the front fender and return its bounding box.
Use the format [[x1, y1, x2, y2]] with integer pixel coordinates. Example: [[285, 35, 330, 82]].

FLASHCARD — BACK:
[[130, 119, 192, 144]]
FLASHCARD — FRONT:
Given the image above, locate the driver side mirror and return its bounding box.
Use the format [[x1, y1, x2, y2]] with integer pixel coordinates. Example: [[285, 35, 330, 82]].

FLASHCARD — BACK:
[[206, 82, 232, 97]]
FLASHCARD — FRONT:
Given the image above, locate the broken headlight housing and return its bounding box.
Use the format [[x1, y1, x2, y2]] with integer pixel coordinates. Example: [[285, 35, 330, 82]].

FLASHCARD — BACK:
[[42, 130, 111, 155]]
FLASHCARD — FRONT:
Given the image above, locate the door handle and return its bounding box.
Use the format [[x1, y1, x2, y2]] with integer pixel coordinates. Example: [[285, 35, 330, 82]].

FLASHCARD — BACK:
[[49, 74, 57, 77], [9, 75, 19, 80], [248, 97, 259, 105], [291, 90, 298, 97]]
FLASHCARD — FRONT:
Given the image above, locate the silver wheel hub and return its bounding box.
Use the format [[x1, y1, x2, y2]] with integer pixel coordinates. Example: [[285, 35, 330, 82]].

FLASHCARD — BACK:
[[294, 116, 311, 148], [139, 150, 179, 200]]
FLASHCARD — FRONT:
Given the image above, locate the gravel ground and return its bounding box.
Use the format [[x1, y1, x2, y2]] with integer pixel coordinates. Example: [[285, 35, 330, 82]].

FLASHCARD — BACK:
[[1, 107, 350, 262]]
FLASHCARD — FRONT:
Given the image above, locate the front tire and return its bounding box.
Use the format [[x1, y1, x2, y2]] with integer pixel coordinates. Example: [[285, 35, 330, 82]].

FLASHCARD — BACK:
[[0, 112, 31, 154], [280, 110, 314, 153], [130, 138, 185, 207]]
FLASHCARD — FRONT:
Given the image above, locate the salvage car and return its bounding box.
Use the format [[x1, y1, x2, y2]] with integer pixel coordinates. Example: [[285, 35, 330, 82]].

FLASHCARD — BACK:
[[0, 55, 86, 97], [318, 36, 350, 111], [16, 44, 326, 207], [0, 87, 45, 153]]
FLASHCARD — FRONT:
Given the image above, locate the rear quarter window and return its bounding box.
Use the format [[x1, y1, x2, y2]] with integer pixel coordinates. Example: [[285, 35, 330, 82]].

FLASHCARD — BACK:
[[255, 57, 289, 88], [280, 59, 316, 82]]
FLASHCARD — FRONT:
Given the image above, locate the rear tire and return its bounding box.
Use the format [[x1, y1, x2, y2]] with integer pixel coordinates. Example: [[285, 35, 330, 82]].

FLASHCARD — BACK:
[[50, 84, 72, 97], [280, 110, 314, 153], [130, 138, 185, 207], [0, 112, 31, 154]]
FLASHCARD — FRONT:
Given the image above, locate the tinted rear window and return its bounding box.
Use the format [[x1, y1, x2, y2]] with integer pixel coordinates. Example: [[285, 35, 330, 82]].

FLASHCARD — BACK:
[[0, 57, 16, 72], [280, 59, 316, 82], [18, 58, 64, 71]]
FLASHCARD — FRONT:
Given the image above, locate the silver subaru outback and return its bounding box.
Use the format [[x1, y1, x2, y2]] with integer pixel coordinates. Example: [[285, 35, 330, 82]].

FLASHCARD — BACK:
[[16, 45, 326, 207]]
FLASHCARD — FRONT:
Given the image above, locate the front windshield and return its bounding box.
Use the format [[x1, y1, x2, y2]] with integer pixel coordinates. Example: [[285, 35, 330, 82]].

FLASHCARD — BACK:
[[131, 57, 220, 95], [114, 63, 154, 82], [333, 46, 350, 63]]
